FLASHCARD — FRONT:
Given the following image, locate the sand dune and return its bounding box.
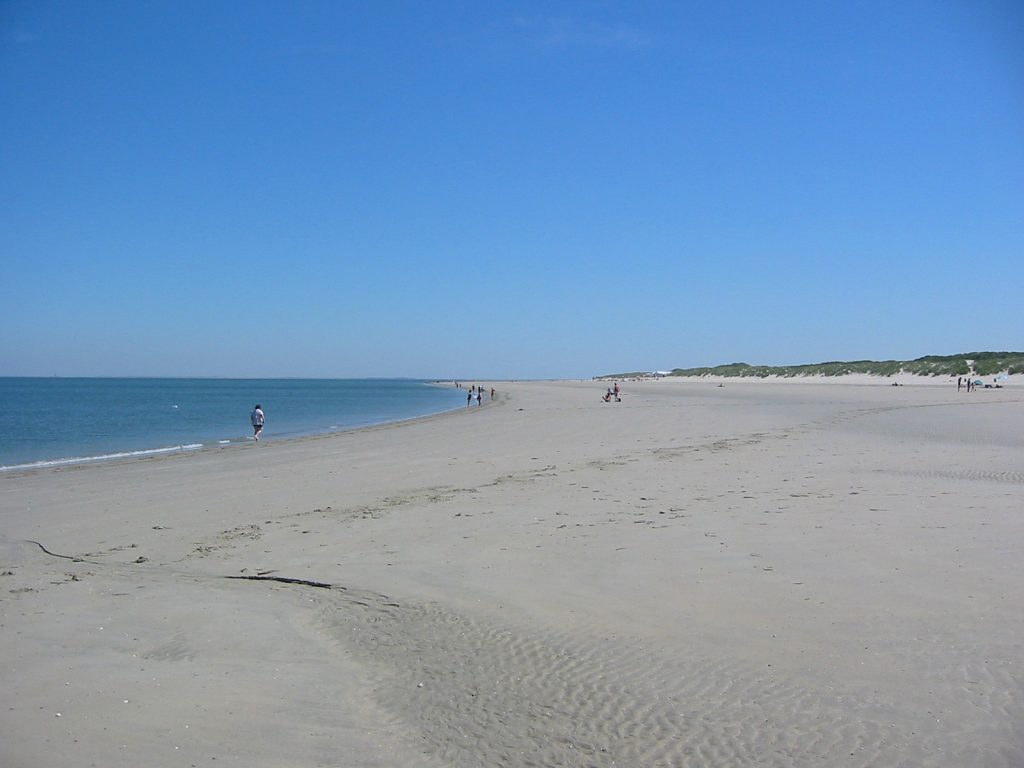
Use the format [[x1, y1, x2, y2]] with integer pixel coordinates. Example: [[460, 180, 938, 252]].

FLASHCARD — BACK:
[[2, 379, 1022, 766]]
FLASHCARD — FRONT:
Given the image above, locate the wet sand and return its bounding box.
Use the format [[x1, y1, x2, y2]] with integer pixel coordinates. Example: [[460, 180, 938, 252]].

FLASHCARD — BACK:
[[2, 378, 1022, 767]]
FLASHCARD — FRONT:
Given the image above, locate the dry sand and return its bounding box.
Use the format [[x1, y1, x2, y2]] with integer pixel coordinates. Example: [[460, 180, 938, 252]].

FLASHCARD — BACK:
[[1, 378, 1022, 767]]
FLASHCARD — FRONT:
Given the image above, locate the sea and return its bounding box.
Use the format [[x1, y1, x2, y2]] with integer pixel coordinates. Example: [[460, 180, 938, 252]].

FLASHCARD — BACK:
[[0, 378, 467, 471]]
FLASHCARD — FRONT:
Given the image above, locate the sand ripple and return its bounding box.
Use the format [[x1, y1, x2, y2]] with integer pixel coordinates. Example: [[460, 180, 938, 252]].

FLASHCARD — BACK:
[[320, 587, 1023, 768]]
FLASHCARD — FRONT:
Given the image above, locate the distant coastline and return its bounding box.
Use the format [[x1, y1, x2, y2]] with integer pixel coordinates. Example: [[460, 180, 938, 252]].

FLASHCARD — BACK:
[[602, 351, 1024, 380]]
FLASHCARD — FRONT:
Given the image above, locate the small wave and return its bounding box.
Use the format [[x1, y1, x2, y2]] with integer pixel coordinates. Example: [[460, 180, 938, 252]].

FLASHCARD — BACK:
[[0, 443, 204, 472]]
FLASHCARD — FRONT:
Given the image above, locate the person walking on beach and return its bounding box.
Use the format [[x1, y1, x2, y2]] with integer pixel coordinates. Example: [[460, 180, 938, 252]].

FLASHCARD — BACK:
[[251, 404, 265, 441]]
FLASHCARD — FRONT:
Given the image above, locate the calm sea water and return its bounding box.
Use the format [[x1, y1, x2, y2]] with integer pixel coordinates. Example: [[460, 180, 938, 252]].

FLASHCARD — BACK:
[[0, 378, 466, 470]]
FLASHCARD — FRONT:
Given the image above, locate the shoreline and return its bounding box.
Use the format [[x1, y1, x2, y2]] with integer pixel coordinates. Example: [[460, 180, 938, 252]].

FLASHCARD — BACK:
[[603, 371, 1022, 386], [2, 379, 1022, 766], [0, 404, 470, 475], [0, 384, 487, 475]]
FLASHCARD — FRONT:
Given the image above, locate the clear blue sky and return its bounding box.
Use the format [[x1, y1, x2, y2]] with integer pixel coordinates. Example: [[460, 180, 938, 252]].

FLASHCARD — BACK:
[[2, 1, 1021, 379]]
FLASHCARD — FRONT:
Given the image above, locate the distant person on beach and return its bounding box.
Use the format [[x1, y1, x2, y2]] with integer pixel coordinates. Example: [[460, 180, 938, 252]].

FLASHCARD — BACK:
[[957, 376, 963, 391], [476, 391, 482, 406], [251, 404, 265, 441], [467, 391, 473, 406]]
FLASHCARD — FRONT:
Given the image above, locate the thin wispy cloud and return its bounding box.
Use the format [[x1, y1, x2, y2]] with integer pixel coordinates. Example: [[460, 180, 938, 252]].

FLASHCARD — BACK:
[[511, 16, 651, 51]]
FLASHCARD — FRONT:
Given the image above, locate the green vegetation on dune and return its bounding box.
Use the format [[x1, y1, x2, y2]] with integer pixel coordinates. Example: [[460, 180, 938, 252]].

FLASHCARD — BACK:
[[603, 352, 1024, 379]]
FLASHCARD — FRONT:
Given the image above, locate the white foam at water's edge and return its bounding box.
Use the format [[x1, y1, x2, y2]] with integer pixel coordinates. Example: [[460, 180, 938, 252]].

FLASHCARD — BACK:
[[2, 380, 468, 473], [0, 444, 204, 472], [1, 386, 468, 472]]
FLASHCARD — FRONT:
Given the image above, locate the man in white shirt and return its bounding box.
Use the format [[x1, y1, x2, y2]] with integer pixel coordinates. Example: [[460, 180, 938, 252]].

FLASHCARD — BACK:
[[250, 404, 265, 441]]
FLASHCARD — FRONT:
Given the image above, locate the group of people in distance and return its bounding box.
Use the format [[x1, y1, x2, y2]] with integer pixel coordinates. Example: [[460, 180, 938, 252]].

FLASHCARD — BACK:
[[603, 381, 622, 403], [958, 375, 1003, 392], [463, 384, 494, 406]]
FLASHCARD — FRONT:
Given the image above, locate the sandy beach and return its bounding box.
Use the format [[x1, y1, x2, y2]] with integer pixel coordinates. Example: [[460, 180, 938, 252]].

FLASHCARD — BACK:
[[2, 378, 1022, 767]]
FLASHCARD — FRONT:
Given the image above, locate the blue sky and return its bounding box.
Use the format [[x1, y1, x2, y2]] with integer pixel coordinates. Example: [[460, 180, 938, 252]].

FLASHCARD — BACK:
[[2, 1, 1021, 378]]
